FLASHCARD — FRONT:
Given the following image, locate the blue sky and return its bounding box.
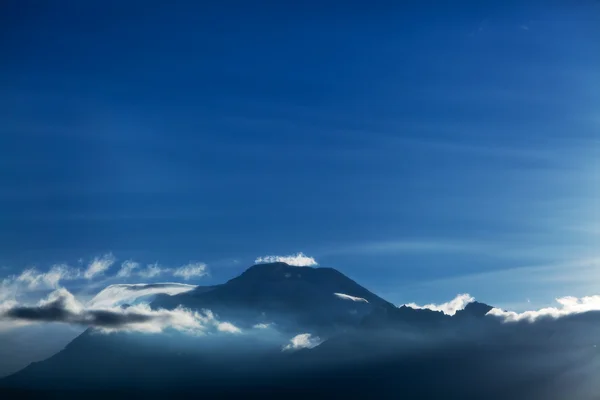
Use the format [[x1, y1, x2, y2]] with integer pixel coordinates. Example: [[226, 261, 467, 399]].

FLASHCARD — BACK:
[[1, 0, 600, 310]]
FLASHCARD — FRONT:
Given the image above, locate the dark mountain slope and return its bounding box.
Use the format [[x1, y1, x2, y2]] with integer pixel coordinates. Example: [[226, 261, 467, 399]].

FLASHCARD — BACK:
[[153, 262, 394, 333]]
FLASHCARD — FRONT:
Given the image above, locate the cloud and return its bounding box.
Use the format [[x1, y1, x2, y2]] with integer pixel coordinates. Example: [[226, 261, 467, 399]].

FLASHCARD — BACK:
[[1, 288, 240, 335], [84, 253, 116, 279], [282, 333, 322, 351], [87, 283, 197, 308], [15, 264, 80, 289], [173, 263, 208, 280], [0, 300, 17, 314], [404, 293, 474, 316], [255, 252, 318, 267], [487, 295, 600, 323], [217, 321, 241, 334], [138, 263, 166, 278], [116, 260, 140, 278], [334, 293, 369, 303], [115, 260, 208, 281], [253, 323, 273, 329]]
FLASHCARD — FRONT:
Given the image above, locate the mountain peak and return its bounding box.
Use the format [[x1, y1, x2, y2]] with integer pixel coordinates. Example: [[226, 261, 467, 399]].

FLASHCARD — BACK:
[[455, 301, 494, 319]]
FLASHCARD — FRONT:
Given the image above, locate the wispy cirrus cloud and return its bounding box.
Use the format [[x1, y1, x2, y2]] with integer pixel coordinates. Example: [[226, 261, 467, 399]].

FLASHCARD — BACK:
[[255, 252, 318, 267], [115, 260, 209, 281], [15, 264, 80, 289], [138, 263, 166, 278], [173, 263, 208, 280], [116, 260, 140, 278], [404, 293, 474, 316], [84, 253, 116, 279]]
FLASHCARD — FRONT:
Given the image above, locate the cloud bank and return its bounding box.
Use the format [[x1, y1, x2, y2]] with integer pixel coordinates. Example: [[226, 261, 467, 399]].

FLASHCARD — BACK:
[[487, 295, 600, 323], [334, 293, 369, 303], [404, 293, 474, 316], [1, 288, 240, 335], [255, 252, 318, 267]]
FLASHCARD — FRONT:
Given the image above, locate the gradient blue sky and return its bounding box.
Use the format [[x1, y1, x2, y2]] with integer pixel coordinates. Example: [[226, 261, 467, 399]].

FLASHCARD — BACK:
[[1, 0, 600, 310]]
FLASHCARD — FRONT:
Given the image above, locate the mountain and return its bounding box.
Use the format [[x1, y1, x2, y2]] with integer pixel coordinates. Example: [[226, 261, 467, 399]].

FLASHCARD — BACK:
[[3, 262, 598, 400], [0, 262, 403, 390], [153, 261, 394, 334], [454, 301, 494, 319]]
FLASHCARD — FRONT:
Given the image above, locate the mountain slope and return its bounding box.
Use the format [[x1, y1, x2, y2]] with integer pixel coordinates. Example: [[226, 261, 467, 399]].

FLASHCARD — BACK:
[[0, 262, 511, 397], [153, 262, 394, 333]]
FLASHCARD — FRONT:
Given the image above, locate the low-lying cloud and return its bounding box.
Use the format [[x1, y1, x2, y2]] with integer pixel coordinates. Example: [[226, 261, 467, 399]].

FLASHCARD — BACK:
[[487, 295, 600, 323], [0, 288, 241, 335], [334, 293, 369, 303], [255, 252, 318, 267], [282, 333, 322, 351], [404, 293, 474, 316]]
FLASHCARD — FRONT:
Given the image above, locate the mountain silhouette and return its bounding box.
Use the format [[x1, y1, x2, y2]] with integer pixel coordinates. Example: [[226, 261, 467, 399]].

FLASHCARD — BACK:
[[2, 262, 598, 400], [153, 261, 394, 334]]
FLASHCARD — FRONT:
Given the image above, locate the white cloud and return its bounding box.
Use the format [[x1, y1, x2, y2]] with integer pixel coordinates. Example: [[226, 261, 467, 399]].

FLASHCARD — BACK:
[[334, 293, 369, 303], [0, 278, 16, 303], [0, 299, 17, 314], [404, 293, 474, 316], [282, 333, 322, 351], [255, 252, 318, 267], [15, 264, 80, 289], [116, 260, 140, 278], [87, 283, 197, 308], [253, 323, 273, 329], [173, 263, 208, 280], [138, 263, 166, 278], [39, 287, 83, 313], [487, 295, 600, 323], [217, 321, 241, 334], [84, 253, 116, 279], [1, 287, 241, 335]]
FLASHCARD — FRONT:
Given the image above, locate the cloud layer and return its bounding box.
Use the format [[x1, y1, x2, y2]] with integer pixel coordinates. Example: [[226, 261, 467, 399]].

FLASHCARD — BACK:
[[255, 252, 318, 267], [404, 293, 474, 316], [487, 295, 600, 322], [1, 288, 240, 335]]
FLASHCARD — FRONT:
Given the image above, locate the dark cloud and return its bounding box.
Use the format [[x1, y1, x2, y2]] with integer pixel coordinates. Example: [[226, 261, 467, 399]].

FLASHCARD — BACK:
[[0, 288, 239, 334], [3, 291, 153, 328]]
